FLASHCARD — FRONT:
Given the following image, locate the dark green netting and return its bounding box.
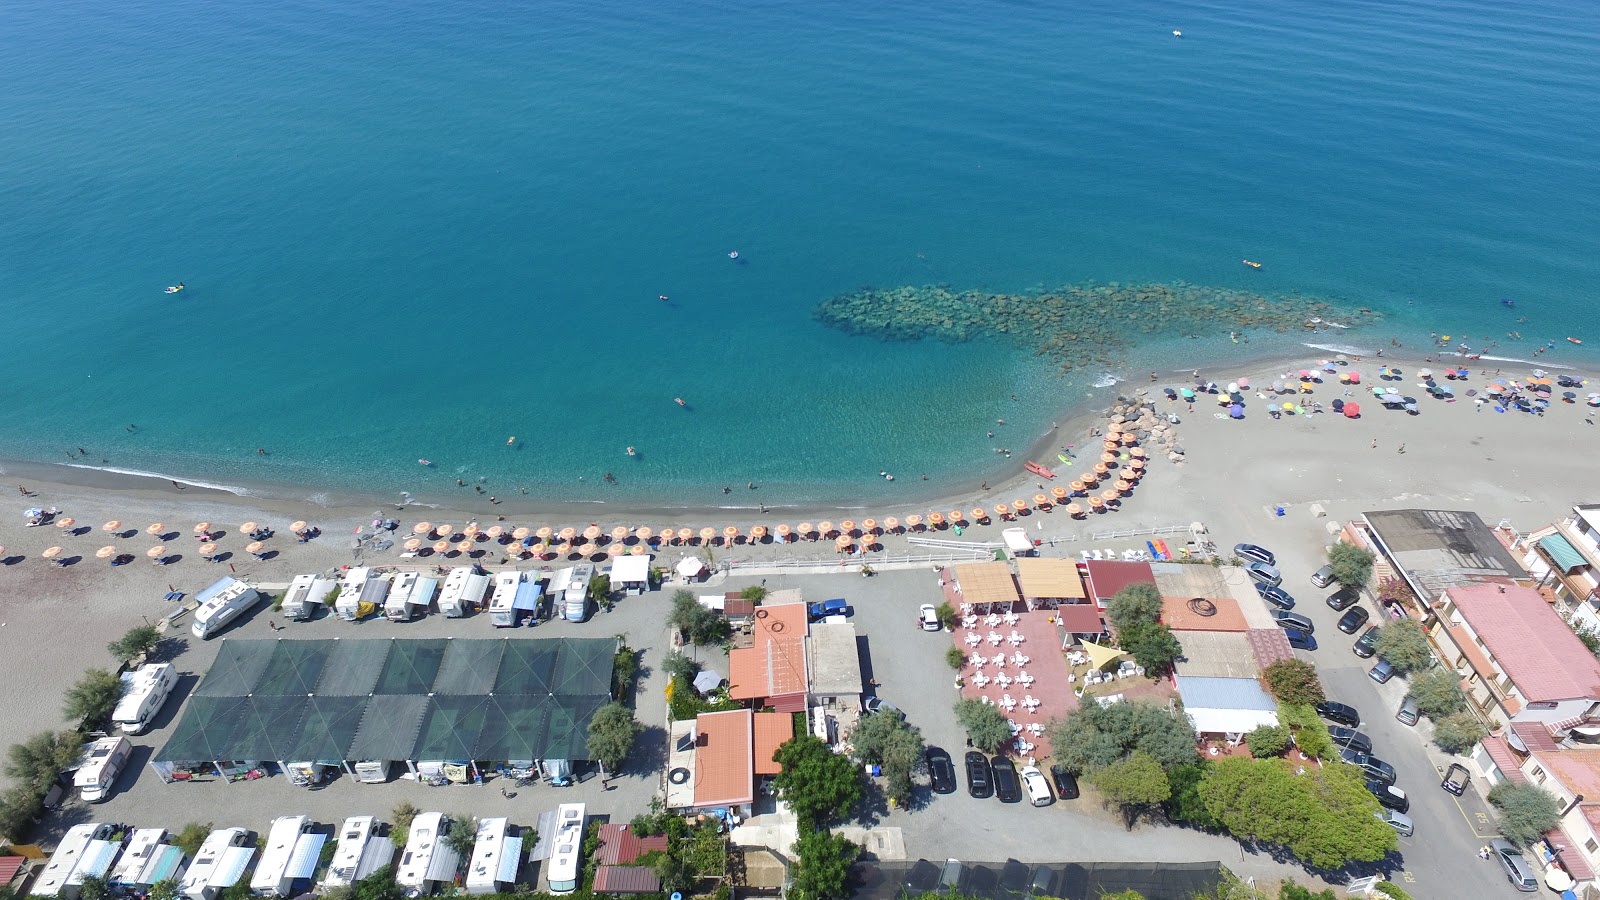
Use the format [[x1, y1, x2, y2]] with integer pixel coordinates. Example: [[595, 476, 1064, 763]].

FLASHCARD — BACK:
[[347, 694, 430, 761], [541, 694, 609, 760], [286, 695, 368, 763], [233, 695, 311, 759], [156, 695, 250, 762], [495, 640, 559, 695], [314, 639, 389, 696], [253, 640, 333, 696], [476, 696, 549, 761], [414, 696, 489, 760], [373, 639, 448, 694], [549, 639, 616, 696], [432, 639, 505, 696], [192, 641, 277, 697]]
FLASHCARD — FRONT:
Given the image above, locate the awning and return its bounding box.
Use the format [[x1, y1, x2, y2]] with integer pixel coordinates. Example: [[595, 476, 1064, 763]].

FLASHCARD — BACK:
[[76, 840, 121, 879], [1080, 639, 1127, 669], [497, 836, 523, 883], [424, 846, 460, 882], [677, 557, 706, 577], [513, 582, 543, 611], [144, 845, 186, 885], [211, 847, 256, 887], [610, 555, 651, 584], [285, 833, 328, 879], [1541, 535, 1587, 574]]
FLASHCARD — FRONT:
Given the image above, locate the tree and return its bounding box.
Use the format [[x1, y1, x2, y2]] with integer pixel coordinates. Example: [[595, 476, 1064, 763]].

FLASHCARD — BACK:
[[612, 643, 639, 701], [147, 880, 180, 900], [1575, 624, 1600, 660], [934, 602, 956, 630], [108, 625, 163, 664], [0, 783, 43, 843], [78, 875, 110, 900], [1048, 700, 1198, 775], [1432, 711, 1488, 754], [1280, 885, 1338, 900], [173, 822, 213, 857], [1407, 668, 1466, 719], [443, 817, 477, 857], [954, 698, 1013, 753], [1116, 621, 1183, 675], [1327, 543, 1375, 588], [1086, 750, 1170, 828], [790, 829, 858, 900], [1262, 659, 1324, 707], [351, 866, 404, 900], [945, 646, 965, 669], [1245, 725, 1291, 758], [63, 668, 124, 727], [849, 712, 926, 803], [772, 735, 862, 828], [669, 590, 730, 646], [5, 730, 85, 793], [661, 651, 699, 682], [1279, 704, 1334, 760], [1164, 762, 1220, 830], [1198, 756, 1396, 870], [389, 802, 418, 847], [738, 584, 769, 601], [1374, 618, 1433, 673], [587, 702, 643, 774], [1488, 781, 1561, 847], [1108, 582, 1163, 633]]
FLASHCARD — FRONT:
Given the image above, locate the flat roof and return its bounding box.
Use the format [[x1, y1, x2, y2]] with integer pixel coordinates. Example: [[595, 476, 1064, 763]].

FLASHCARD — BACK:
[[1150, 562, 1229, 599], [693, 710, 754, 808], [1014, 558, 1086, 599], [1083, 560, 1155, 601], [806, 623, 863, 696], [1176, 676, 1279, 734], [1364, 509, 1523, 599], [609, 555, 651, 583], [1056, 604, 1104, 635], [1172, 632, 1260, 679], [952, 562, 1021, 606], [1161, 595, 1248, 632]]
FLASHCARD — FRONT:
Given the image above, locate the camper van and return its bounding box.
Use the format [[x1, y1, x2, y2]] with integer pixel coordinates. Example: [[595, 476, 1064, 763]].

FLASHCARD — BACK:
[[249, 815, 318, 897], [546, 804, 587, 895], [282, 574, 335, 621], [438, 566, 489, 618], [180, 828, 253, 900], [336, 568, 374, 621], [32, 823, 115, 899], [63, 830, 124, 899], [190, 578, 262, 639], [113, 662, 179, 734], [321, 816, 393, 891], [488, 571, 523, 627], [395, 812, 462, 896], [74, 735, 132, 803], [110, 828, 185, 890], [387, 572, 438, 622], [465, 817, 523, 894], [562, 563, 594, 623]]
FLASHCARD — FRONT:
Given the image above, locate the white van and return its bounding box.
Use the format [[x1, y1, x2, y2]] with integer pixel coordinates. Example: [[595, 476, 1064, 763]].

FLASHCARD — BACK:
[[465, 817, 523, 894], [113, 662, 179, 734], [180, 828, 253, 900], [438, 566, 489, 618], [74, 735, 132, 802], [488, 572, 523, 627], [190, 579, 262, 639], [395, 812, 461, 896], [32, 823, 114, 899], [282, 574, 335, 621], [249, 815, 316, 897]]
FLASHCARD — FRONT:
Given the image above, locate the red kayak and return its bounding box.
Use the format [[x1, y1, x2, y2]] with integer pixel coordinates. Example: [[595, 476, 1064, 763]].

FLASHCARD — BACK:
[[1024, 461, 1056, 480]]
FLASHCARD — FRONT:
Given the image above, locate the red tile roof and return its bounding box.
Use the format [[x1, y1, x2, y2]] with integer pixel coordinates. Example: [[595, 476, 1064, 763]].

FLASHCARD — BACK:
[[1511, 721, 1562, 754], [693, 710, 754, 807], [729, 604, 808, 701], [1084, 560, 1156, 602], [595, 824, 670, 865], [1448, 583, 1600, 702], [593, 866, 663, 894], [1545, 826, 1597, 880], [0, 858, 22, 887], [752, 712, 793, 776], [1055, 603, 1104, 635], [1480, 735, 1529, 783], [1245, 629, 1294, 670]]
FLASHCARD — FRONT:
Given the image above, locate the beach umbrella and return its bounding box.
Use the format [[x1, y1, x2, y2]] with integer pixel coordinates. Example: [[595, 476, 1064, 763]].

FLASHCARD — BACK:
[[861, 518, 878, 534], [404, 538, 423, 551], [796, 522, 814, 538], [723, 526, 739, 543], [995, 504, 1011, 518], [146, 523, 165, 536], [1281, 402, 1295, 411], [608, 526, 627, 542], [1102, 440, 1119, 452], [55, 517, 76, 529], [1228, 404, 1244, 419], [1349, 372, 1361, 383], [102, 520, 121, 532], [840, 519, 856, 535], [629, 545, 646, 555], [1034, 493, 1050, 508], [510, 526, 531, 540], [973, 507, 990, 521], [925, 513, 943, 527], [583, 525, 602, 540], [433, 540, 451, 554], [950, 510, 966, 524], [699, 527, 715, 544], [1051, 486, 1068, 500], [434, 524, 453, 539], [1130, 458, 1146, 470], [1114, 481, 1131, 494], [1012, 499, 1028, 511], [533, 526, 551, 540], [1344, 402, 1361, 418], [1066, 502, 1084, 518], [1180, 388, 1194, 399], [290, 520, 308, 533], [1564, 391, 1577, 402], [750, 525, 768, 540], [1120, 433, 1137, 446], [1068, 480, 1085, 494], [558, 526, 576, 540], [193, 522, 212, 534], [1100, 452, 1116, 463], [42, 546, 63, 560], [486, 525, 505, 540], [835, 534, 853, 549], [883, 516, 900, 532], [463, 523, 480, 538], [817, 520, 834, 536], [635, 527, 654, 541], [676, 527, 693, 543], [246, 541, 266, 555], [456, 539, 474, 553], [95, 545, 117, 559], [240, 521, 258, 535], [198, 542, 218, 558], [553, 542, 571, 556], [1088, 497, 1104, 511], [1466, 389, 1478, 397], [775, 523, 792, 541], [145, 546, 165, 559], [1417, 368, 1432, 378], [1093, 462, 1109, 475], [1227, 382, 1238, 394], [413, 521, 433, 535]]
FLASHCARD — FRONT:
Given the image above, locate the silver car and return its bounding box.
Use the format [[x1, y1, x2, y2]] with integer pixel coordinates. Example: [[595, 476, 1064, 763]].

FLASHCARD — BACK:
[[1310, 564, 1336, 588], [1375, 808, 1413, 836], [1245, 562, 1282, 587], [1489, 839, 1538, 892]]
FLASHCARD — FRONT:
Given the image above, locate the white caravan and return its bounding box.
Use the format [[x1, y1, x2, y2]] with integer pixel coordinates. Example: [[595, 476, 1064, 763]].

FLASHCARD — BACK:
[[320, 816, 394, 891], [249, 815, 317, 897], [487, 571, 523, 627], [546, 803, 586, 895], [336, 567, 374, 621], [465, 817, 523, 894], [190, 578, 262, 639], [32, 823, 114, 899], [179, 828, 253, 900], [74, 735, 132, 803], [282, 574, 335, 621], [395, 811, 461, 896], [110, 828, 185, 889], [387, 572, 438, 621], [113, 662, 179, 734], [438, 566, 489, 618]]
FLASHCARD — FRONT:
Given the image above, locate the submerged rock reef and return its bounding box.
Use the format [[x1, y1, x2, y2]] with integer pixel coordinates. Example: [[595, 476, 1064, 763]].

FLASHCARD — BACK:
[[814, 281, 1377, 372]]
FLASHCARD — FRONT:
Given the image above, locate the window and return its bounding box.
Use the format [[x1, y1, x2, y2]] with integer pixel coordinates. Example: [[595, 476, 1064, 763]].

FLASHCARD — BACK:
[[1586, 838, 1597, 854], [1533, 766, 1545, 779], [1528, 701, 1560, 711]]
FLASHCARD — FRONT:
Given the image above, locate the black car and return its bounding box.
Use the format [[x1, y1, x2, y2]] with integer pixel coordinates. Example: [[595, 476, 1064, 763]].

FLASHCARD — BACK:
[[926, 747, 957, 794], [1284, 628, 1318, 652], [1316, 701, 1361, 727], [1328, 725, 1372, 754], [1367, 780, 1410, 813], [1049, 765, 1079, 800], [1341, 748, 1397, 785], [1353, 624, 1382, 658], [964, 751, 993, 799], [1256, 584, 1296, 611], [1326, 587, 1362, 611], [1234, 543, 1276, 566], [1337, 606, 1370, 634], [991, 756, 1022, 803], [1442, 763, 1471, 796]]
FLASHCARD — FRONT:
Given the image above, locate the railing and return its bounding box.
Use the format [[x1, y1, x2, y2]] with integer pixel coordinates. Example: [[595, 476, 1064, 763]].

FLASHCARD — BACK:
[[904, 536, 1004, 551], [1089, 524, 1193, 540], [719, 552, 989, 573]]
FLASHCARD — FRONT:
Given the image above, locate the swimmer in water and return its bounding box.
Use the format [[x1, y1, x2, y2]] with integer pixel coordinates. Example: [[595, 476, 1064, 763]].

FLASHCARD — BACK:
[[626, 446, 636, 456], [728, 250, 739, 259], [675, 397, 687, 407], [507, 436, 516, 446]]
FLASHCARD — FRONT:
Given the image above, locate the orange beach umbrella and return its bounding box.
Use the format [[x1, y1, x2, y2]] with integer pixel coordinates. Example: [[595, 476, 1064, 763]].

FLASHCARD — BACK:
[[750, 525, 768, 539], [42, 546, 63, 559], [290, 521, 308, 533], [884, 516, 900, 532], [583, 525, 602, 540], [817, 520, 834, 536], [975, 507, 992, 521], [775, 523, 791, 540], [629, 545, 646, 555], [861, 518, 877, 534], [434, 524, 453, 538], [102, 520, 121, 532], [559, 527, 577, 541], [1034, 493, 1050, 508], [635, 527, 654, 540], [797, 522, 814, 537], [56, 517, 76, 529], [145, 545, 165, 558], [239, 522, 259, 534], [677, 528, 693, 542], [1102, 489, 1119, 503], [404, 538, 423, 551], [198, 542, 218, 557], [456, 539, 474, 553], [611, 526, 630, 542], [193, 522, 211, 534], [1066, 502, 1084, 518], [486, 525, 505, 539], [926, 512, 944, 526], [840, 520, 856, 535], [1120, 433, 1137, 446], [146, 523, 165, 535], [246, 541, 266, 555], [96, 546, 117, 559], [835, 535, 853, 549], [463, 523, 481, 537], [723, 526, 739, 541], [905, 514, 922, 528], [534, 526, 551, 540], [699, 527, 715, 543], [413, 521, 433, 534], [952, 510, 967, 524], [1088, 497, 1105, 511], [433, 540, 451, 554], [511, 526, 531, 540], [1012, 499, 1028, 511], [1051, 486, 1068, 499]]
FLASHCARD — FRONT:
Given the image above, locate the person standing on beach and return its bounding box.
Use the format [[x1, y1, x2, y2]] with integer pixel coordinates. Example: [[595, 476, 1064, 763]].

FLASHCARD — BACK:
[[1397, 443, 1406, 454]]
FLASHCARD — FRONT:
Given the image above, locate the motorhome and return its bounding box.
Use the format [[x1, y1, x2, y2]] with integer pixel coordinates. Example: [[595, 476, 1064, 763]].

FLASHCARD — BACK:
[[63, 831, 124, 899], [336, 567, 377, 621], [395, 812, 462, 896], [488, 571, 523, 627], [320, 816, 394, 891], [179, 828, 253, 900], [282, 573, 335, 621], [74, 735, 132, 802], [190, 578, 262, 639], [554, 563, 593, 622], [438, 566, 489, 618], [110, 828, 185, 889], [113, 662, 179, 734], [546, 804, 587, 895], [464, 817, 523, 894], [387, 572, 438, 622], [249, 815, 318, 897], [31, 823, 114, 899]]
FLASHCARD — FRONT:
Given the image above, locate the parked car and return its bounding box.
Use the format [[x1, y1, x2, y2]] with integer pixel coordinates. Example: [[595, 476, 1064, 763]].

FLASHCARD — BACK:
[[864, 697, 902, 718], [965, 751, 993, 799], [1020, 766, 1054, 807], [1049, 765, 1079, 800], [1337, 606, 1370, 634], [1353, 624, 1382, 658], [1316, 701, 1361, 727], [1326, 587, 1362, 611], [1256, 584, 1296, 610], [1488, 838, 1538, 892], [1369, 658, 1396, 683], [1310, 564, 1336, 588], [1367, 780, 1410, 813], [1341, 748, 1397, 785], [1441, 763, 1471, 796], [1245, 562, 1283, 587], [808, 598, 848, 621], [926, 747, 956, 794], [1396, 696, 1420, 726], [1376, 808, 1414, 837], [991, 756, 1022, 803], [1328, 726, 1372, 754], [917, 604, 941, 632], [1234, 543, 1276, 566], [1272, 610, 1314, 633], [1284, 628, 1318, 652]]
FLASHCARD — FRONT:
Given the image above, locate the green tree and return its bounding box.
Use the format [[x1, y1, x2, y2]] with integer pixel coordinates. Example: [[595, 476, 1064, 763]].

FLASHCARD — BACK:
[[388, 802, 418, 847], [1432, 711, 1488, 754], [1373, 618, 1432, 673], [953, 698, 1013, 753], [1245, 725, 1291, 758], [849, 712, 926, 803], [0, 784, 43, 843], [738, 584, 769, 601], [108, 625, 163, 665], [1280, 884, 1338, 900], [5, 730, 84, 793], [1279, 704, 1334, 760], [63, 668, 125, 727], [945, 646, 966, 669], [790, 829, 858, 900], [78, 875, 110, 900], [351, 866, 404, 900], [587, 702, 643, 774], [147, 880, 180, 900], [1574, 624, 1600, 660], [1048, 700, 1198, 774], [443, 817, 476, 857], [772, 735, 863, 828], [1198, 756, 1396, 870], [1115, 621, 1183, 675], [611, 644, 639, 700], [669, 590, 731, 645], [1086, 750, 1171, 828], [934, 602, 957, 630], [1407, 668, 1466, 719], [661, 650, 699, 682], [1488, 781, 1561, 847], [173, 822, 213, 858], [1164, 762, 1220, 830], [1261, 659, 1324, 707], [1107, 582, 1163, 633], [1327, 543, 1376, 588]]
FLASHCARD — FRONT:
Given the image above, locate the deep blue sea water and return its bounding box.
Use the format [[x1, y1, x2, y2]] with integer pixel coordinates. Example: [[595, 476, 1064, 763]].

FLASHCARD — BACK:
[[2, 0, 1597, 508]]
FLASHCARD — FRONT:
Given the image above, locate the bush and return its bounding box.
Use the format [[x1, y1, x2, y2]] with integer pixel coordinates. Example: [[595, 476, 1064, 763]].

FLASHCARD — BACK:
[[173, 822, 213, 857], [954, 698, 1014, 754], [669, 590, 731, 645], [1408, 668, 1466, 719], [1279, 704, 1334, 761], [63, 668, 125, 728], [1327, 543, 1376, 588], [934, 602, 956, 630], [5, 730, 84, 793], [1488, 781, 1561, 847], [108, 625, 162, 665], [612, 644, 639, 700], [1048, 699, 1198, 774], [1086, 751, 1171, 829], [1432, 711, 1488, 754], [389, 802, 418, 847], [1164, 763, 1220, 830], [1261, 659, 1324, 707], [0, 784, 44, 843], [661, 651, 699, 682], [443, 818, 476, 857], [945, 646, 966, 669], [1374, 618, 1433, 673], [1245, 725, 1291, 758], [1372, 882, 1412, 900], [738, 584, 768, 601]]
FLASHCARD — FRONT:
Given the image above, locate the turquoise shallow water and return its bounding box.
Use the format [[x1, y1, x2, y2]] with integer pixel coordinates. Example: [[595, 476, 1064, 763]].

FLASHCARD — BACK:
[[2, 0, 1597, 507]]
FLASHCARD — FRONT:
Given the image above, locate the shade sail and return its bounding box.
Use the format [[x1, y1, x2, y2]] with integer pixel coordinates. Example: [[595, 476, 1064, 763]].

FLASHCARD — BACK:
[[1080, 639, 1128, 669]]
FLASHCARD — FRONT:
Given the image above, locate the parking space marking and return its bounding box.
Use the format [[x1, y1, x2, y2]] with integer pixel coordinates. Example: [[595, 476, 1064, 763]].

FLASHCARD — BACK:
[[1454, 796, 1501, 839], [1401, 871, 1417, 883]]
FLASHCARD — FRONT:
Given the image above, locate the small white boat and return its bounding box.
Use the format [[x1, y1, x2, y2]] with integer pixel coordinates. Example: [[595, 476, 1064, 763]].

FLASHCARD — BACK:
[[1173, 29, 1182, 37], [164, 284, 184, 294]]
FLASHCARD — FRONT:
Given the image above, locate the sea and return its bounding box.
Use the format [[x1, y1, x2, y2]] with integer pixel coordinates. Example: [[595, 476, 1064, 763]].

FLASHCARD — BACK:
[[2, 0, 1596, 510]]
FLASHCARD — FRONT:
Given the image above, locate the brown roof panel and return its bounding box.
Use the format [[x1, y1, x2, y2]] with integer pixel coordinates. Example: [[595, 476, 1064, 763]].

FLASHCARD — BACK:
[[1014, 558, 1086, 599], [693, 710, 754, 807], [951, 562, 1021, 606], [752, 712, 794, 775], [594, 866, 663, 894]]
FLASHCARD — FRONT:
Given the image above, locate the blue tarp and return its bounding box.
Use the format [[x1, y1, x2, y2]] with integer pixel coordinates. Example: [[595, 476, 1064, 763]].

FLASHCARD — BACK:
[[513, 582, 543, 611]]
